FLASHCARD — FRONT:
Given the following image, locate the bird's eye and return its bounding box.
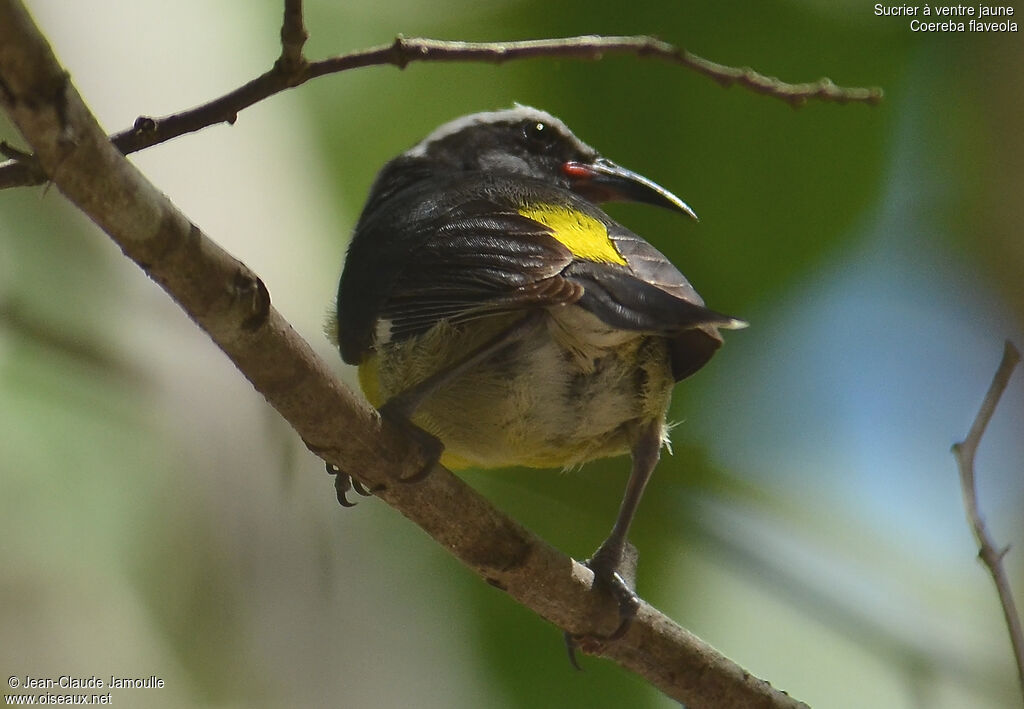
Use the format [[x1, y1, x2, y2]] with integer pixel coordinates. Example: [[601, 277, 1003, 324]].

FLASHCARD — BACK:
[[523, 121, 553, 147]]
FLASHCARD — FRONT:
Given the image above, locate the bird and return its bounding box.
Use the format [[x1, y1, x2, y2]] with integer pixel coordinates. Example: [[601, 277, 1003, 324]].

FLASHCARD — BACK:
[[330, 105, 745, 649]]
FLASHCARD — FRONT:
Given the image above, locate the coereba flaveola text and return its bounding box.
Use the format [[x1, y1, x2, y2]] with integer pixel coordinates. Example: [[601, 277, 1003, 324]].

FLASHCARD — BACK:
[[330, 105, 745, 643]]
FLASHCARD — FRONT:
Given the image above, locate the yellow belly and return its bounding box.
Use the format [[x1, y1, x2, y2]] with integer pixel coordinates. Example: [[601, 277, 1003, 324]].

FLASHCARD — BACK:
[[358, 309, 674, 471]]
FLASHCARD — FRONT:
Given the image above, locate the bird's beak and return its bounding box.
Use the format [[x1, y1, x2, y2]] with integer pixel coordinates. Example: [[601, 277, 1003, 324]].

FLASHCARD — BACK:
[[563, 157, 698, 220]]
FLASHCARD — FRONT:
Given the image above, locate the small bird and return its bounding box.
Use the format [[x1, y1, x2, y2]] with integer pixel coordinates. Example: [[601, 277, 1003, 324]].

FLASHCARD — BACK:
[[331, 105, 744, 646]]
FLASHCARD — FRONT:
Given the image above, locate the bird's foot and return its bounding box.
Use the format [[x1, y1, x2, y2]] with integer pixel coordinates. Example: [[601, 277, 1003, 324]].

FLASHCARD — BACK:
[[325, 463, 377, 507], [564, 541, 641, 668], [378, 399, 444, 483], [318, 397, 443, 508]]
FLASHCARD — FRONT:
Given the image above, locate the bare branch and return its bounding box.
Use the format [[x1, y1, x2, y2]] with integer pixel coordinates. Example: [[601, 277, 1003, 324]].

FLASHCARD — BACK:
[[0, 33, 882, 190], [277, 0, 308, 74], [952, 340, 1024, 702], [308, 35, 884, 107], [0, 2, 806, 706]]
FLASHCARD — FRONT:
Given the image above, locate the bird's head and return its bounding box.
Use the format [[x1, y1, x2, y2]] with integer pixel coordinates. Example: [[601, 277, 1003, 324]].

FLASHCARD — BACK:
[[401, 105, 697, 219]]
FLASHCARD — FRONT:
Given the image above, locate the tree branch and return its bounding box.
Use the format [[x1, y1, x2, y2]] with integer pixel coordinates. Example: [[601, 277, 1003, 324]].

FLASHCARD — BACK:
[[952, 340, 1024, 702], [0, 2, 807, 707], [277, 0, 308, 74], [0, 32, 882, 190]]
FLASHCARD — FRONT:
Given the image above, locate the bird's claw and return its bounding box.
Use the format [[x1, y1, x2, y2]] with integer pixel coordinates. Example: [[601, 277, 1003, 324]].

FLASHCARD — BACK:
[[325, 462, 376, 507], [564, 543, 641, 668], [320, 398, 444, 508]]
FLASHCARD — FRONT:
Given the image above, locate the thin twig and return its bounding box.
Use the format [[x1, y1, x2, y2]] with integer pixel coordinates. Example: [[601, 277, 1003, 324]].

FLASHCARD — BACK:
[[309, 35, 884, 107], [277, 0, 308, 74], [951, 340, 1024, 702], [0, 33, 882, 190]]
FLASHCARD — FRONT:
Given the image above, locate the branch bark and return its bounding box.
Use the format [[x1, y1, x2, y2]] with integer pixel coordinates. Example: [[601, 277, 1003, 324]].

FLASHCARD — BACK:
[[277, 0, 308, 74], [952, 341, 1024, 703], [0, 3, 812, 706], [0, 32, 882, 190]]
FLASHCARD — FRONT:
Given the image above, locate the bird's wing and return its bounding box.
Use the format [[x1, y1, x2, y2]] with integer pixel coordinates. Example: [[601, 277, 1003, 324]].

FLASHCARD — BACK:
[[337, 177, 742, 377], [354, 197, 584, 354], [601, 223, 747, 381], [560, 220, 743, 333]]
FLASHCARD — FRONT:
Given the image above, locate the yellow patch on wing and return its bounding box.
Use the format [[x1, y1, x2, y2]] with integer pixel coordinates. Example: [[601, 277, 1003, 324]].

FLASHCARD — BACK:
[[518, 204, 626, 266]]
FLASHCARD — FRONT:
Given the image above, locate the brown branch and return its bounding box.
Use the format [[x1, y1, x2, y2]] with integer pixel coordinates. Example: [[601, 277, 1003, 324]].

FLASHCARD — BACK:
[[952, 340, 1024, 702], [277, 0, 308, 74], [306, 35, 885, 107], [0, 2, 807, 707], [0, 33, 883, 190]]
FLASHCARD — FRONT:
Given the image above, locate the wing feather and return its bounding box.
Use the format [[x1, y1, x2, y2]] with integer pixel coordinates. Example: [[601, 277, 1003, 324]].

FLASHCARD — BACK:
[[337, 173, 740, 378], [377, 204, 581, 342]]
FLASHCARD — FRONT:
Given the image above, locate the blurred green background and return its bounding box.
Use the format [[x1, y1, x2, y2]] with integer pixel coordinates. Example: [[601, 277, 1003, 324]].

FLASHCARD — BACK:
[[2, 1, 1022, 707]]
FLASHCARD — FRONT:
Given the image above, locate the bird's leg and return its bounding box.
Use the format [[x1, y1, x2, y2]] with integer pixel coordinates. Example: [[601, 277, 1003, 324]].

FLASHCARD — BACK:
[[588, 420, 661, 602], [379, 310, 547, 482], [567, 419, 663, 664]]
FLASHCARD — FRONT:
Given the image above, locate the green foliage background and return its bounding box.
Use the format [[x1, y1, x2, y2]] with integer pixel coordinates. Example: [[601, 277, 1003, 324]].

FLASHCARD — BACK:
[[2, 1, 1022, 707]]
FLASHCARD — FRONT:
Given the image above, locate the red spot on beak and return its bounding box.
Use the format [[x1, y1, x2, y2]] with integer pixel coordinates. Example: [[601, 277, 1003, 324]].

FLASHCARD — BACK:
[[562, 162, 595, 180]]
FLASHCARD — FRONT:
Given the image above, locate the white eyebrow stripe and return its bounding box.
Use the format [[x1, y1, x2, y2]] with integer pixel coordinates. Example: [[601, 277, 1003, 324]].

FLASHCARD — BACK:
[[404, 105, 587, 158]]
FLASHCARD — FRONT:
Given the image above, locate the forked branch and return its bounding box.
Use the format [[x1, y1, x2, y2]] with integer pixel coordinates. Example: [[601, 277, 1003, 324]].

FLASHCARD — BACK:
[[952, 341, 1024, 702], [0, 31, 881, 190]]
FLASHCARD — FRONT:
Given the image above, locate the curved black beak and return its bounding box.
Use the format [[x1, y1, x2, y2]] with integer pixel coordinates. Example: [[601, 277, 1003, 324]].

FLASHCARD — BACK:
[[563, 157, 698, 220]]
